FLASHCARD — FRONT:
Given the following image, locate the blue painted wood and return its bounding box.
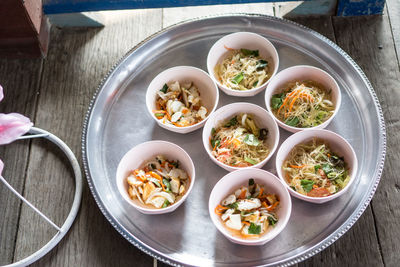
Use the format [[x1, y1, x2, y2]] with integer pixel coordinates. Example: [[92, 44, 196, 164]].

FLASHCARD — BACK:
[[43, 0, 300, 14], [337, 0, 385, 16]]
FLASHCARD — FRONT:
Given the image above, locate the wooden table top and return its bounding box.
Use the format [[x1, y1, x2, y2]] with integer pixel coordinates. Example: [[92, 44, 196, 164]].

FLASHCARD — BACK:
[[0, 2, 399, 266]]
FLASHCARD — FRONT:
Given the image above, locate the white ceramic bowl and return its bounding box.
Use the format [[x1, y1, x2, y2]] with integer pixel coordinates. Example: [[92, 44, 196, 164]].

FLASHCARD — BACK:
[[202, 102, 280, 172], [116, 140, 195, 214], [209, 168, 292, 246], [275, 129, 358, 204], [146, 66, 219, 134], [265, 65, 341, 133], [207, 32, 279, 97]]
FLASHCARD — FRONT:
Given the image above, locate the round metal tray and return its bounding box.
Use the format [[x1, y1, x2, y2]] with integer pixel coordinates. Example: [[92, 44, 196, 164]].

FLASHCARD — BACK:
[[82, 14, 386, 266]]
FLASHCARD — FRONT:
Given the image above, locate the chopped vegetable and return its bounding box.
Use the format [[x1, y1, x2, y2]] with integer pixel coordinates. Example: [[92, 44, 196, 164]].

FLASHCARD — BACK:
[[216, 179, 279, 239], [215, 48, 270, 91], [283, 138, 350, 197], [154, 81, 208, 127], [126, 155, 189, 209], [248, 223, 261, 234], [243, 134, 260, 146], [285, 116, 299, 127], [300, 179, 314, 193], [160, 83, 168, 93], [162, 199, 170, 208], [240, 48, 259, 57], [224, 116, 238, 127], [211, 113, 270, 167], [271, 81, 334, 128], [231, 72, 244, 85], [244, 157, 257, 165], [267, 216, 277, 226]]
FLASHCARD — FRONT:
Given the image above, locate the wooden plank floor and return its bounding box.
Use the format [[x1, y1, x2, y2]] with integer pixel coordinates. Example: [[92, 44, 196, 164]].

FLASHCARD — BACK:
[[0, 3, 399, 267]]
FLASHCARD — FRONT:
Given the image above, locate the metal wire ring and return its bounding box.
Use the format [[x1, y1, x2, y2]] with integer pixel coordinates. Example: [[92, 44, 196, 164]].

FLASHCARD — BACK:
[[3, 127, 82, 267]]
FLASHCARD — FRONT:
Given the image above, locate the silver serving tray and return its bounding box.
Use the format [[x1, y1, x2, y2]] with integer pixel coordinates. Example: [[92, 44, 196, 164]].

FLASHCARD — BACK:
[[82, 14, 386, 266]]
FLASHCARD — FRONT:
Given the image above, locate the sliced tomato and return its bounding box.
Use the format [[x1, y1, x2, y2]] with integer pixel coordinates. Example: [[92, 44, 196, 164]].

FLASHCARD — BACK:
[[307, 187, 331, 197]]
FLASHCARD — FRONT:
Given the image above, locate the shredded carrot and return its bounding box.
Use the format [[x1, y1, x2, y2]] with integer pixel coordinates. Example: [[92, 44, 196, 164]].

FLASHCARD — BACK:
[[277, 95, 290, 114], [289, 164, 306, 169], [258, 187, 264, 198], [214, 204, 228, 215], [165, 111, 172, 121], [148, 171, 165, 190], [152, 110, 166, 114], [231, 138, 240, 148], [238, 188, 247, 199], [327, 153, 331, 158], [313, 184, 319, 189], [262, 201, 268, 209], [181, 108, 189, 114], [213, 143, 218, 151], [224, 45, 235, 51], [288, 94, 301, 114], [240, 233, 259, 239], [242, 221, 250, 226], [266, 201, 279, 211]]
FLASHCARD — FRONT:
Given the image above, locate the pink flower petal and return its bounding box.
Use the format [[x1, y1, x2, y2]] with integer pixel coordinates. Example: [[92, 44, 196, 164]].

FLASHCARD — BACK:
[[0, 158, 3, 176], [0, 85, 3, 102], [0, 113, 33, 145]]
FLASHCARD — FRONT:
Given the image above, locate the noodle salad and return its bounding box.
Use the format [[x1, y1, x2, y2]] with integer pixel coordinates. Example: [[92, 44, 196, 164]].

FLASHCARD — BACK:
[[210, 113, 270, 167], [215, 48, 270, 91], [270, 81, 334, 128], [283, 138, 350, 197]]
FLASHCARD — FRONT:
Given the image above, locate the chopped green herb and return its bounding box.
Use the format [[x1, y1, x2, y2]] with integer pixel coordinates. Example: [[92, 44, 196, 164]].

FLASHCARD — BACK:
[[253, 81, 258, 87], [163, 178, 171, 192], [171, 161, 179, 168], [224, 116, 238, 127], [149, 178, 161, 187], [267, 216, 278, 226], [244, 156, 257, 165], [243, 134, 260, 146], [211, 127, 216, 136], [231, 72, 244, 84], [227, 202, 238, 209], [154, 113, 165, 117], [300, 179, 314, 193], [314, 165, 321, 172], [322, 163, 333, 175], [162, 199, 170, 208], [290, 186, 296, 191], [271, 93, 285, 109], [211, 139, 220, 148], [285, 116, 300, 127], [240, 49, 259, 57], [248, 223, 261, 234], [160, 83, 168, 93], [248, 178, 255, 186], [256, 59, 268, 70]]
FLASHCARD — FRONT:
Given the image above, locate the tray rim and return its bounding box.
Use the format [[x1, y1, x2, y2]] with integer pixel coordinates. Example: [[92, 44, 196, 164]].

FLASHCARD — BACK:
[[81, 13, 386, 267]]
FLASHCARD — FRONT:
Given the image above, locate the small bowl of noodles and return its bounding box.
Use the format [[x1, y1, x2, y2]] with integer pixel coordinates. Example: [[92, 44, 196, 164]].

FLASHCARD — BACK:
[[275, 129, 358, 204], [207, 32, 279, 97], [202, 102, 279, 172], [265, 65, 341, 133]]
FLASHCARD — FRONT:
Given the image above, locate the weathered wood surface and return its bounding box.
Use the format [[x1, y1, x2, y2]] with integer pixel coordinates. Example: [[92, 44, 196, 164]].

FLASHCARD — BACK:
[[162, 2, 273, 27], [387, 0, 400, 60], [332, 12, 400, 267], [0, 3, 399, 267], [0, 58, 42, 265]]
